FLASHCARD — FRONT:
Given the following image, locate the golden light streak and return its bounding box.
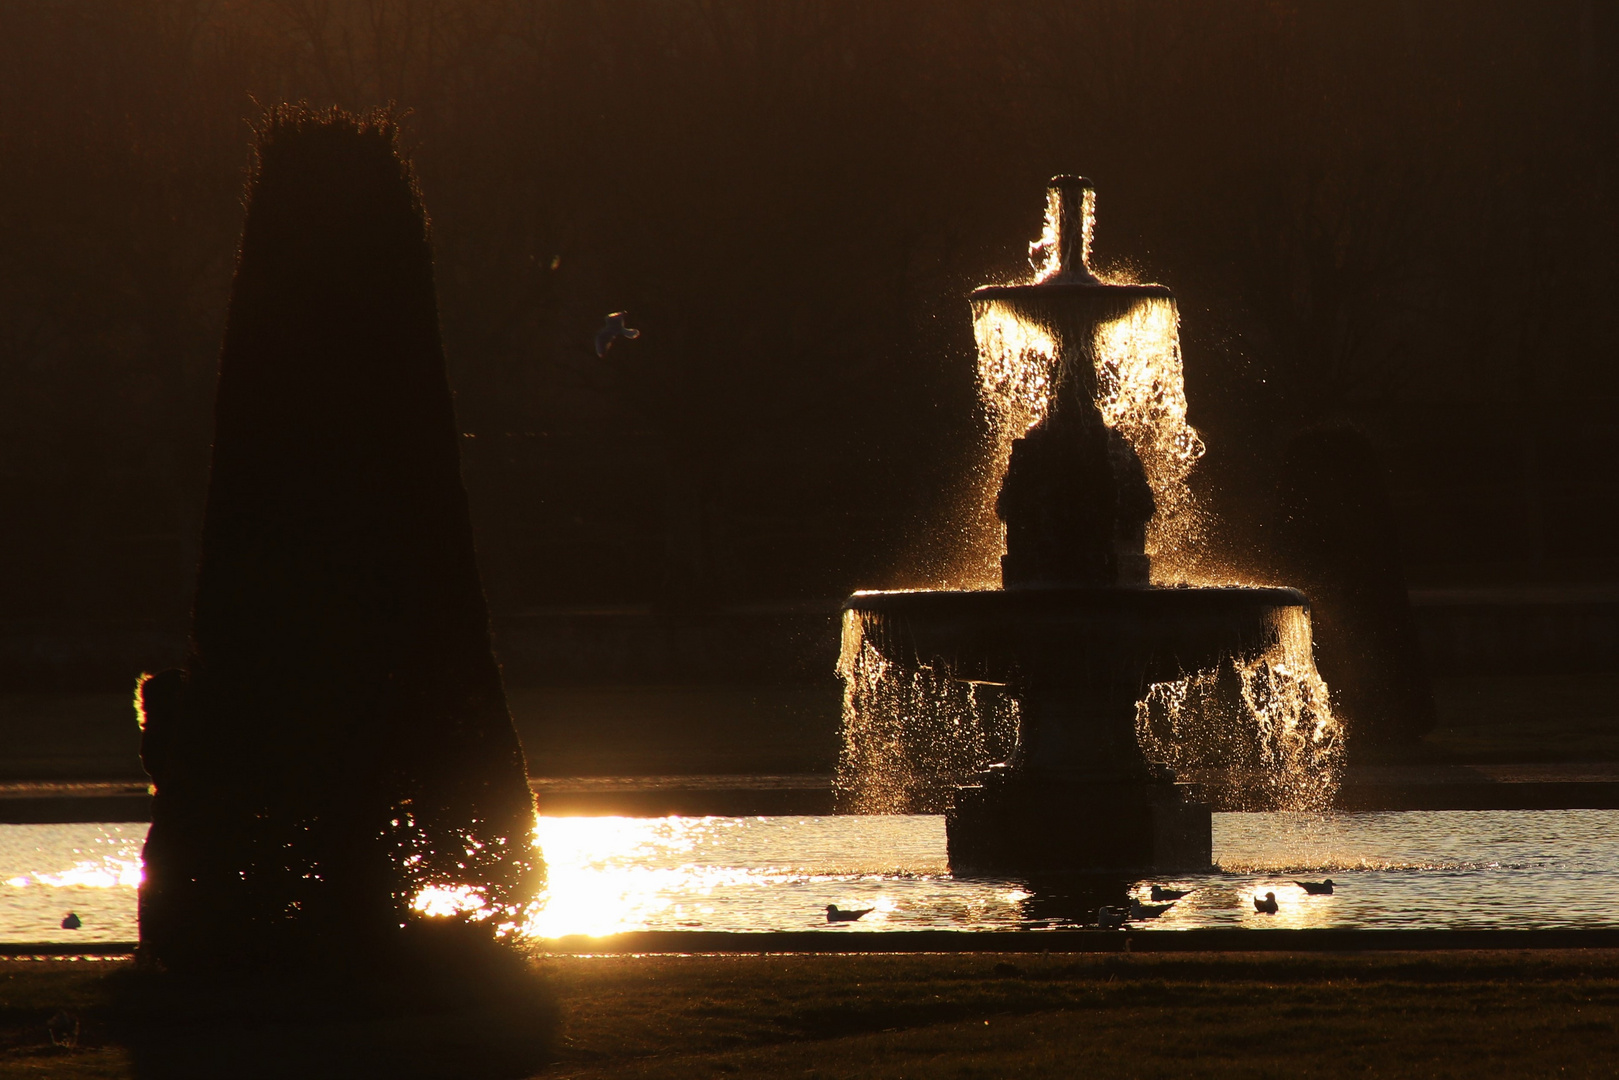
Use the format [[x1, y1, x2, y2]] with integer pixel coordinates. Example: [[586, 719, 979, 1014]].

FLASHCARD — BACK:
[[411, 884, 490, 919], [6, 857, 143, 890]]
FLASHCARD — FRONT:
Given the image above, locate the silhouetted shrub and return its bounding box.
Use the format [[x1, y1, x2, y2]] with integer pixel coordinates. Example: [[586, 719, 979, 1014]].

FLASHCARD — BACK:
[[138, 106, 542, 974]]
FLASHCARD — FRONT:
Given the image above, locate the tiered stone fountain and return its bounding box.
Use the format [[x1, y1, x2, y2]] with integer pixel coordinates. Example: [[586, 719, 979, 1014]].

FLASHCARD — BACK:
[[842, 176, 1322, 876]]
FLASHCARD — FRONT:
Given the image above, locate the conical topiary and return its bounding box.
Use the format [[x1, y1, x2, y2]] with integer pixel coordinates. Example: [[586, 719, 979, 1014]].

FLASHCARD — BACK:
[[137, 106, 542, 973]]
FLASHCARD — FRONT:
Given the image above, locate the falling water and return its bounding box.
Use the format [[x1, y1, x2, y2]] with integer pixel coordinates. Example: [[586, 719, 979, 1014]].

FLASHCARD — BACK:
[[950, 303, 1059, 590], [835, 609, 1019, 813], [1091, 295, 1209, 577], [840, 599, 1343, 815], [1135, 606, 1342, 811]]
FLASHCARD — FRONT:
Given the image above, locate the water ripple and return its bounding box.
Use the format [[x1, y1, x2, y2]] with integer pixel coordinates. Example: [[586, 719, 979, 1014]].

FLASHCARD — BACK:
[[1, 811, 1617, 941]]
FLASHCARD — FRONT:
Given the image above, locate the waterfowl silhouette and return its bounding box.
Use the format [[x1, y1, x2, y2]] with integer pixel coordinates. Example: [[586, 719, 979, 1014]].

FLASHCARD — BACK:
[[46, 1010, 78, 1048], [594, 311, 641, 357], [60, 912, 81, 931], [1129, 900, 1173, 920], [826, 904, 874, 923], [1150, 886, 1191, 902], [1295, 879, 1335, 895], [1097, 906, 1128, 930], [1253, 892, 1279, 914]]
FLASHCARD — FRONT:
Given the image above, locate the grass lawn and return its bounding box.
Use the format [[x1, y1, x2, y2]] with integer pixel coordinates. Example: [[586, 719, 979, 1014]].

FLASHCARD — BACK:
[[2, 950, 1618, 1078]]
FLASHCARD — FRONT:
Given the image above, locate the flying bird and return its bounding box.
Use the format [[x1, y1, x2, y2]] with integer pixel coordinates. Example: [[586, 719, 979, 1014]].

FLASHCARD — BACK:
[[60, 912, 81, 931], [1295, 879, 1335, 895], [594, 311, 641, 357], [1253, 892, 1279, 914], [1150, 886, 1191, 902], [826, 904, 874, 923]]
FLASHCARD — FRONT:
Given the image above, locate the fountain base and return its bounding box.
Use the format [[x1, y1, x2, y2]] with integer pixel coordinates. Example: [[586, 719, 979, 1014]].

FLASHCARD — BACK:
[[947, 772, 1212, 875], [842, 586, 1313, 876]]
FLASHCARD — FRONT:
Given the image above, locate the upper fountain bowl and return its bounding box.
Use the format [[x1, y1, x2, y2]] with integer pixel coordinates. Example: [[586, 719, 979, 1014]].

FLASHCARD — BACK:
[[973, 174, 1171, 305]]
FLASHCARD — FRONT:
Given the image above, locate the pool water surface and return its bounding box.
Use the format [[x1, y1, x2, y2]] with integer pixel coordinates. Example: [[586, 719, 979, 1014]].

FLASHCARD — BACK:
[[2, 811, 1615, 943]]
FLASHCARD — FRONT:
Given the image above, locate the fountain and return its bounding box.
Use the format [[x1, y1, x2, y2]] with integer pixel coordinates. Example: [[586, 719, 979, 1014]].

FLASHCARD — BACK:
[[839, 176, 1338, 876]]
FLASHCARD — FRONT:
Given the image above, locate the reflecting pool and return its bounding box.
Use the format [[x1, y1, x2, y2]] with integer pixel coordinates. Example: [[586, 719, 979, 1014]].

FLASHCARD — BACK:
[[3, 811, 1617, 943]]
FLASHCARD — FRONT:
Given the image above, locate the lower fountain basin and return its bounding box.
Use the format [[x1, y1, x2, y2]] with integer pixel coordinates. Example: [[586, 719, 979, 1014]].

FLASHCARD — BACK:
[[842, 586, 1315, 875]]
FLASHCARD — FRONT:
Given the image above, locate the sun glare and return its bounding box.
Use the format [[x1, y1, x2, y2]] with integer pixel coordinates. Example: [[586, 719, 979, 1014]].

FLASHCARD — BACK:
[[6, 853, 142, 890]]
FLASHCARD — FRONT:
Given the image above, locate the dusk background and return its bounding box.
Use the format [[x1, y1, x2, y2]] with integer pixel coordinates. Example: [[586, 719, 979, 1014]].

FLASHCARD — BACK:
[[0, 2, 1614, 761]]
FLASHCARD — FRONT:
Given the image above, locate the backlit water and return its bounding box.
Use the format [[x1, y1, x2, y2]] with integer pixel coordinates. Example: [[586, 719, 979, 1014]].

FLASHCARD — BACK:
[[3, 811, 1616, 943]]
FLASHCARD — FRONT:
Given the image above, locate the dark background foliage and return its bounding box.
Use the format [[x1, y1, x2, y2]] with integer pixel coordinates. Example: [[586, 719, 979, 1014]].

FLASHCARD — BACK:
[[1, 0, 1614, 627]]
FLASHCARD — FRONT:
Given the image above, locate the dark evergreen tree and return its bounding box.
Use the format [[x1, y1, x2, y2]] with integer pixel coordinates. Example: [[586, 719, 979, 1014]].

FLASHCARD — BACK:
[[138, 106, 542, 973]]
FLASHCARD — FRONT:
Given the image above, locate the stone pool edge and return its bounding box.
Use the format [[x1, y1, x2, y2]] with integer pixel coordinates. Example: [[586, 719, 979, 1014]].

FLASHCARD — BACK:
[[16, 928, 1619, 958], [533, 928, 1619, 953], [7, 768, 1619, 822]]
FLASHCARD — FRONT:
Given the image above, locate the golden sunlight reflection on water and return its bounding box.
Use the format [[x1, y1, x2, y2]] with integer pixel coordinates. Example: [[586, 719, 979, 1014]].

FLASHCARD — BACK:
[[3, 813, 1619, 942], [521, 815, 977, 937], [509, 811, 1619, 937], [0, 823, 146, 942]]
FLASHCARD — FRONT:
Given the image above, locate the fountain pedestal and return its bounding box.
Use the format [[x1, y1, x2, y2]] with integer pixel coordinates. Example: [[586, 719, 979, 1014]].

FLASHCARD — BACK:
[[948, 777, 1211, 875], [946, 596, 1213, 873]]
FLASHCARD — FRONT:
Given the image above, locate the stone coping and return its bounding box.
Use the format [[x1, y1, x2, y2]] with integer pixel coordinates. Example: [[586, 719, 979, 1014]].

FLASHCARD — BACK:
[[529, 928, 1619, 953], [4, 768, 1619, 822], [9, 927, 1619, 958]]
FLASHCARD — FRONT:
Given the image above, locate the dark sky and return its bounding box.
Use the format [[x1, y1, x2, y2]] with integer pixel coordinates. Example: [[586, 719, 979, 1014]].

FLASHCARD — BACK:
[[0, 1, 1614, 624]]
